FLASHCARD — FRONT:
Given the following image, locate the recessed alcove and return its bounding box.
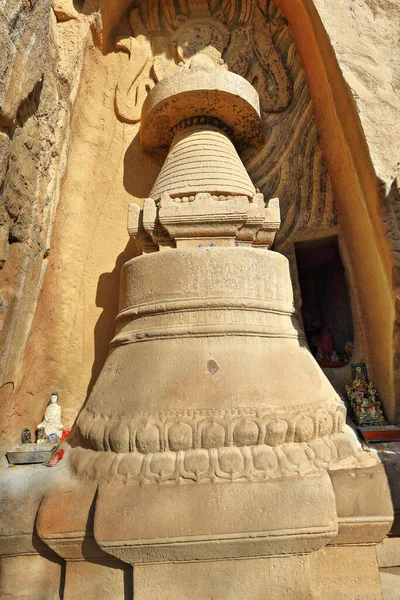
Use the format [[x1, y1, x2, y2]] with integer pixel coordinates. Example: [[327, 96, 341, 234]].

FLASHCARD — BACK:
[[295, 237, 354, 368]]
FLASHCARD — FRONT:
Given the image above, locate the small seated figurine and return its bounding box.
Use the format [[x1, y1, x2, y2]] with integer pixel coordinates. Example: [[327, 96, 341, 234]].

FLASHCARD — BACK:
[[37, 392, 63, 440], [331, 351, 340, 362]]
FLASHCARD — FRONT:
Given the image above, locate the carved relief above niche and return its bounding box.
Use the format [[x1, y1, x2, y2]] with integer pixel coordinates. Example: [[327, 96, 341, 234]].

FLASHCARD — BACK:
[[115, 0, 336, 250], [115, 0, 292, 124]]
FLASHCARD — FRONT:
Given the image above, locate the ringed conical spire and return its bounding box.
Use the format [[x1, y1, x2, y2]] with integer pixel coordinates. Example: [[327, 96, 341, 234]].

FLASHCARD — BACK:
[[150, 124, 256, 201]]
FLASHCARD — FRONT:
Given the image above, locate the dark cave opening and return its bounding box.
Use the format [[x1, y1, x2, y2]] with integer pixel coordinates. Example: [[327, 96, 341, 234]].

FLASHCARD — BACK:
[[295, 237, 354, 367]]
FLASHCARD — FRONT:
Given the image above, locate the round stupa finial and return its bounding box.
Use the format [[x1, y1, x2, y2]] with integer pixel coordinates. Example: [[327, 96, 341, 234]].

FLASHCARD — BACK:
[[140, 66, 264, 152]]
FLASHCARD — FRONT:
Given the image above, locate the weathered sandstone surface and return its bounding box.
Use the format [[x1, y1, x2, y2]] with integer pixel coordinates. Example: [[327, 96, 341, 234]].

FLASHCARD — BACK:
[[0, 1, 399, 599], [0, 0, 93, 444]]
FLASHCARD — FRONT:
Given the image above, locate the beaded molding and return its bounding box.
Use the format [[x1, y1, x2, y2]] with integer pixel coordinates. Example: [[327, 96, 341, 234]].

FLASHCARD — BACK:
[[76, 404, 346, 454], [70, 433, 378, 485]]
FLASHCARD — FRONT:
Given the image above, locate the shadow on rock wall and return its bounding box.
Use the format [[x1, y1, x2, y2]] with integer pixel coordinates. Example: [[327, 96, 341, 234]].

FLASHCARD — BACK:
[[87, 240, 137, 399]]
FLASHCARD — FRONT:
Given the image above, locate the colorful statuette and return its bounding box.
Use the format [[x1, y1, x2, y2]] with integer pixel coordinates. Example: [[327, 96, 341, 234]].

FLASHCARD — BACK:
[[345, 364, 386, 427]]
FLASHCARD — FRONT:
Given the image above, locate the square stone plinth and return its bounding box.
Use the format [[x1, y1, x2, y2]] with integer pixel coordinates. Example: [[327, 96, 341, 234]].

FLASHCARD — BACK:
[[63, 560, 132, 600], [309, 545, 383, 600], [133, 555, 315, 600]]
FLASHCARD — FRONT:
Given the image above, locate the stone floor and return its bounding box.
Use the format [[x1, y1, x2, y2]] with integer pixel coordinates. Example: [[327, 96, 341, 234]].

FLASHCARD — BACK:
[[381, 568, 400, 600], [374, 440, 400, 470]]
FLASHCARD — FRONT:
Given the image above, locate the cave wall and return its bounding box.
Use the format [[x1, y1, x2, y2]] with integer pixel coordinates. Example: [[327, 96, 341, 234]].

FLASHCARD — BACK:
[[0, 0, 94, 443]]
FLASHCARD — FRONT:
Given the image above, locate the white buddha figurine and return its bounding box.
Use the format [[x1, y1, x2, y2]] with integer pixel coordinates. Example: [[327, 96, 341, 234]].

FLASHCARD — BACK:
[[37, 392, 63, 439]]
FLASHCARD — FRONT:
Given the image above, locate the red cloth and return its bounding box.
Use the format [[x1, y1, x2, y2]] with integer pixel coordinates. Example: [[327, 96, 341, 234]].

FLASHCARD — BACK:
[[314, 333, 335, 358], [47, 449, 64, 467], [317, 360, 347, 369], [60, 429, 70, 442]]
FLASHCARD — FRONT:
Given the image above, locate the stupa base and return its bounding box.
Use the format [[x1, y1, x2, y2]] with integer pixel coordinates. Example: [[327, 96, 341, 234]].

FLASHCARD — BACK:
[[0, 443, 387, 599]]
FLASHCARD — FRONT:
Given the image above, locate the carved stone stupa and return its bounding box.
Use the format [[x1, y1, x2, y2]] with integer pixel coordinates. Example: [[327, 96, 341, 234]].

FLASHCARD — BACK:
[[35, 3, 393, 598]]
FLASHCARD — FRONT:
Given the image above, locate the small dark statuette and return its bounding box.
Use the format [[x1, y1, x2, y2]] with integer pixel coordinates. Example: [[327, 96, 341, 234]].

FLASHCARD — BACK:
[[21, 428, 32, 444]]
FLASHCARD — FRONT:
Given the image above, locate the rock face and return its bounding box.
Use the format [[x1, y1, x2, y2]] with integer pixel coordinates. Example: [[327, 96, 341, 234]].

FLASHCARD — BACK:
[[0, 0, 66, 443], [0, 0, 91, 444], [314, 0, 400, 185]]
